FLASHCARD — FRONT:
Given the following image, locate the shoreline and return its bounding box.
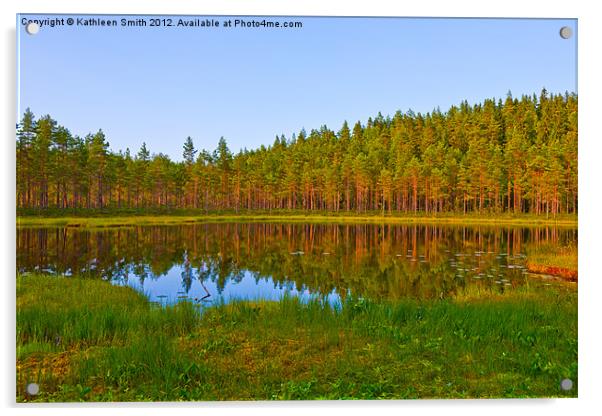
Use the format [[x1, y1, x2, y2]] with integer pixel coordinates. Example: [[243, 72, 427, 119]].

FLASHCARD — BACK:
[[526, 263, 578, 282], [16, 213, 578, 228]]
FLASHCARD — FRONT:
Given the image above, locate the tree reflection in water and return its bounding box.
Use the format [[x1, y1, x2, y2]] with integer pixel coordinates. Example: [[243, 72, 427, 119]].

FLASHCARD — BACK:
[[17, 223, 577, 304]]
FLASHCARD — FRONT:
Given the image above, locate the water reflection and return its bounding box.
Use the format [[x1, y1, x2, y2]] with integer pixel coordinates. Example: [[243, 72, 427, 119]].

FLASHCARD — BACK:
[[17, 223, 577, 304]]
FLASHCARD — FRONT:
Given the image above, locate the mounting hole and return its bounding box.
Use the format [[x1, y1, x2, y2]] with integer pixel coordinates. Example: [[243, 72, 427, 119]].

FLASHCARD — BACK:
[[559, 26, 572, 39], [25, 22, 40, 35], [560, 378, 573, 391], [26, 382, 40, 395]]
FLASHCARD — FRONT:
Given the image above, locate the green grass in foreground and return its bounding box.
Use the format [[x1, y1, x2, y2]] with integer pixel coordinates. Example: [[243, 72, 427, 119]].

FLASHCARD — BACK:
[[16, 209, 578, 228], [17, 274, 577, 401]]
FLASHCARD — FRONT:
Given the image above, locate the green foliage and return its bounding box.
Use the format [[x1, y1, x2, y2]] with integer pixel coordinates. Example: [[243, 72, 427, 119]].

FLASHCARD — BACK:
[[16, 90, 577, 215], [17, 275, 198, 348], [17, 274, 577, 401], [182, 136, 197, 165], [525, 242, 578, 271]]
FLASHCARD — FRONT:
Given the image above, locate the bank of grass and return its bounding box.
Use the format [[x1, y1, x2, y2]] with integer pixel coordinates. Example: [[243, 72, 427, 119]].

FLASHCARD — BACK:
[[525, 243, 578, 281], [16, 208, 578, 228], [17, 274, 577, 401]]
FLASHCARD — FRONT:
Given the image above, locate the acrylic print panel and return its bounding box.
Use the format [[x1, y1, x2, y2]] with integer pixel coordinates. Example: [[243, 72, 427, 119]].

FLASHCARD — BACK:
[[16, 14, 577, 402]]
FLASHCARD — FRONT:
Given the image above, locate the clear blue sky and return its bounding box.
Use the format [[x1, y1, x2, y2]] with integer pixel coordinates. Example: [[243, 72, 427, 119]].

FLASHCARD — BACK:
[[17, 15, 577, 161]]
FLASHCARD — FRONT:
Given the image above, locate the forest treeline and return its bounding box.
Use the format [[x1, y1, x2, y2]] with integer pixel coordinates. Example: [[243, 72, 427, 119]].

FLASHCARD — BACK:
[[16, 89, 577, 215]]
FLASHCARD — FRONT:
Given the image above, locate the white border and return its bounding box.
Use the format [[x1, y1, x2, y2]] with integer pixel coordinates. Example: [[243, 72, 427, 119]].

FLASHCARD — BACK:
[[2, 1, 601, 415]]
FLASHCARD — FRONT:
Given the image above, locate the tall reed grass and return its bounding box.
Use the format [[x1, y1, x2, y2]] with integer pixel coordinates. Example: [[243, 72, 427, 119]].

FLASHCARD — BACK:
[[17, 274, 577, 401]]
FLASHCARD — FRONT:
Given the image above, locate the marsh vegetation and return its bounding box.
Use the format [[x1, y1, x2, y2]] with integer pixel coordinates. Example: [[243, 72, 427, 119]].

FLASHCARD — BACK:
[[17, 273, 577, 401], [16, 222, 577, 401]]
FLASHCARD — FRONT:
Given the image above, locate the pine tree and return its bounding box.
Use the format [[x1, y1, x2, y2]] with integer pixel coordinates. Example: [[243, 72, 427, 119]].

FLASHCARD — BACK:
[[183, 136, 197, 165]]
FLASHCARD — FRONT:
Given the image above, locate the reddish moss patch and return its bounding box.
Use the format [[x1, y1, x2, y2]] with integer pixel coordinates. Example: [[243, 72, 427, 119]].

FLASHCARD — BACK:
[[527, 263, 577, 282]]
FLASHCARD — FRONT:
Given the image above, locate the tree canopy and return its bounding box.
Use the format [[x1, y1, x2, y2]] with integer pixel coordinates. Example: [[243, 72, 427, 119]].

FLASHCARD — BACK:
[[16, 89, 577, 215]]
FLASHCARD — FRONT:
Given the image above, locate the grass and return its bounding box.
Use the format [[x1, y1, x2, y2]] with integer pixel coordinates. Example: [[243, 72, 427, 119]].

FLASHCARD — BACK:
[[525, 242, 578, 281], [17, 274, 577, 401], [16, 208, 578, 228]]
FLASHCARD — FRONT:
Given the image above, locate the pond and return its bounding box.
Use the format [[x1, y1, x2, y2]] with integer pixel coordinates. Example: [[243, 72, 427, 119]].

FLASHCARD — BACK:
[[17, 222, 577, 305]]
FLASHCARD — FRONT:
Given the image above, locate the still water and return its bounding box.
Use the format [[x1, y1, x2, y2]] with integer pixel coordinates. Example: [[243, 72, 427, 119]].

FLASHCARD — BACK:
[[17, 223, 576, 305]]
